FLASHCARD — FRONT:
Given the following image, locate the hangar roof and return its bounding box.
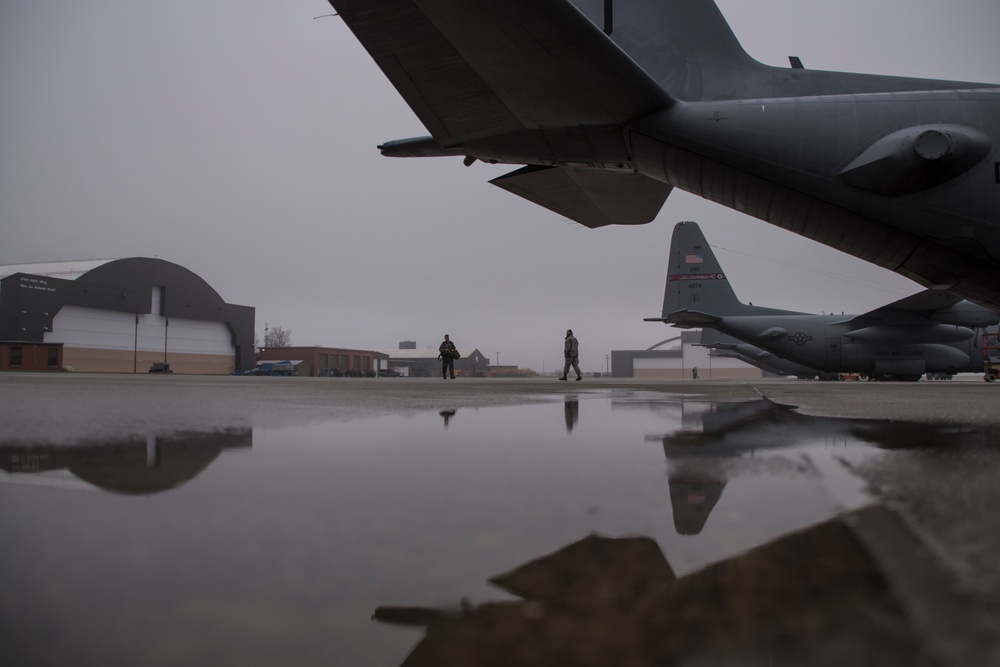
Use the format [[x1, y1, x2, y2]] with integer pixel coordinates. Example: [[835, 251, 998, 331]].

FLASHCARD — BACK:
[[0, 259, 118, 281]]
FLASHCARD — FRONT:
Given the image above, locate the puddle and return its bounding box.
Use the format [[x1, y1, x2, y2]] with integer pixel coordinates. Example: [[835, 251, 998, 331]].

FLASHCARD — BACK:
[[1, 391, 996, 666]]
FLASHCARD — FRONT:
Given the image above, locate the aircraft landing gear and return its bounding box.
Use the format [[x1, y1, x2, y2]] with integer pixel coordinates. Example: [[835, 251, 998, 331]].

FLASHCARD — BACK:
[[982, 332, 1000, 382]]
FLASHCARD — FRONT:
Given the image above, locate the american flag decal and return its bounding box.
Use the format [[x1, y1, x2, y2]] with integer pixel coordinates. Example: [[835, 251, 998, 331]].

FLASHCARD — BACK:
[[685, 254, 703, 264]]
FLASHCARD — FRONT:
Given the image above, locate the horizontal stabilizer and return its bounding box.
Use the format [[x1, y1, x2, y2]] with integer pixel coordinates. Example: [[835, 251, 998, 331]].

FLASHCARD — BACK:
[[697, 328, 741, 349], [377, 136, 465, 158], [491, 166, 671, 228], [644, 310, 721, 328]]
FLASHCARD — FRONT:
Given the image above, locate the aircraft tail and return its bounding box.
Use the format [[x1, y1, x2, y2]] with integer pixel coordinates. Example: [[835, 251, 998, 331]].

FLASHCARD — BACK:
[[646, 221, 794, 327], [572, 0, 993, 102], [573, 0, 760, 102]]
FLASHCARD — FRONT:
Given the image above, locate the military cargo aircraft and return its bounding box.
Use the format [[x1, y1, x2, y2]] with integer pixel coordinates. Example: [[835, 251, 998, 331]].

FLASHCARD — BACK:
[[327, 0, 1000, 308], [697, 329, 832, 380], [646, 221, 999, 381]]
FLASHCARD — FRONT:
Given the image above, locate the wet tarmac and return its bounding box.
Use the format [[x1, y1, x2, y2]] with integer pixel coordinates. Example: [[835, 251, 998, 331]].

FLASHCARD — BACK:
[[1, 374, 998, 666]]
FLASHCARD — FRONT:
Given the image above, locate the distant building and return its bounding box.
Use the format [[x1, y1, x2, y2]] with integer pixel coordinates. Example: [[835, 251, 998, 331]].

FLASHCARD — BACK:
[[612, 330, 760, 379], [257, 346, 387, 377], [380, 344, 492, 377], [0, 258, 254, 374]]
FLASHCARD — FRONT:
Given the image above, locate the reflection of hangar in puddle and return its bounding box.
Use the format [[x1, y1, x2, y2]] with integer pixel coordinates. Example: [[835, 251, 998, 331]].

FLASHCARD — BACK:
[[0, 429, 251, 495], [611, 330, 760, 379], [0, 258, 254, 374]]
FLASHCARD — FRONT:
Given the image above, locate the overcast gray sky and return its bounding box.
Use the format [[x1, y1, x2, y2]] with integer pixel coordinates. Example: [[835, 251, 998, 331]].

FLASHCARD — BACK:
[[2, 0, 998, 372]]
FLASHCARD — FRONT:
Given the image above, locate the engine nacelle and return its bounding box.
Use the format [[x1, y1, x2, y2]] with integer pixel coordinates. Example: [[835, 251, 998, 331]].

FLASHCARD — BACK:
[[839, 124, 991, 196]]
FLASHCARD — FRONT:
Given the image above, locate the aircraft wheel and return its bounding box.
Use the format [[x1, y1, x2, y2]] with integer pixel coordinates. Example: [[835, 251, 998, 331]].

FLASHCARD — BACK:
[[987, 374, 997, 383]]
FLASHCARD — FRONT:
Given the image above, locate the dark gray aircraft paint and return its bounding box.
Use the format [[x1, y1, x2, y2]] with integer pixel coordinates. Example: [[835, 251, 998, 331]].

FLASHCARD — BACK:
[[648, 221, 1000, 380], [697, 328, 832, 379], [326, 0, 1000, 309]]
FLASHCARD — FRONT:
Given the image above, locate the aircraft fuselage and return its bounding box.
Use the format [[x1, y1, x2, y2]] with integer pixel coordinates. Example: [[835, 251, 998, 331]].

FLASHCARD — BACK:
[[717, 315, 987, 378], [633, 90, 1000, 292], [331, 0, 1000, 309], [452, 88, 1000, 304]]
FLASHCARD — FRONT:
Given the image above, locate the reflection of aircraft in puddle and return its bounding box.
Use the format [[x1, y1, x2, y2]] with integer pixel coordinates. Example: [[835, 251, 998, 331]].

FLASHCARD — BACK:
[[373, 524, 938, 666], [640, 397, 986, 534], [652, 399, 820, 535], [666, 474, 727, 536], [440, 410, 457, 427], [650, 397, 982, 455], [0, 429, 251, 495]]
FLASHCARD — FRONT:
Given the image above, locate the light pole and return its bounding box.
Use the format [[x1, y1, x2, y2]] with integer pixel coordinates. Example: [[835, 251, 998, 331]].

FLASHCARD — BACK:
[[133, 313, 138, 373]]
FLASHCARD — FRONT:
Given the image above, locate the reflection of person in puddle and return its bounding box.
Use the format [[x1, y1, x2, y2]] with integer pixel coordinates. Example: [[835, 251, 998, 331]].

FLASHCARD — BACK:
[[564, 399, 579, 433], [440, 410, 456, 427]]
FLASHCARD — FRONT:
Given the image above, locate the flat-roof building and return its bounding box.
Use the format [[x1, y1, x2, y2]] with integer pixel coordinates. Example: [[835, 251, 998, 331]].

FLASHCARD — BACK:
[[379, 345, 492, 377], [257, 346, 387, 377]]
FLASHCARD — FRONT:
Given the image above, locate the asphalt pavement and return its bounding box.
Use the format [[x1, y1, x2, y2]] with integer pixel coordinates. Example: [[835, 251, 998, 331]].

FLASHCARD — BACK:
[[2, 373, 998, 664]]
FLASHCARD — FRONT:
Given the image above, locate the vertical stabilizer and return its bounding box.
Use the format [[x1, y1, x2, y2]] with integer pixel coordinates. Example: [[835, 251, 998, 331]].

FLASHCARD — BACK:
[[647, 221, 798, 327], [568, 0, 985, 101], [570, 0, 762, 101], [660, 221, 742, 323]]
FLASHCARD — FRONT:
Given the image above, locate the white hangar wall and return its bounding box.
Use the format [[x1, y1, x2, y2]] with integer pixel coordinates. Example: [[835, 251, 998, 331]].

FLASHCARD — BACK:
[[46, 305, 234, 374], [2, 258, 255, 374]]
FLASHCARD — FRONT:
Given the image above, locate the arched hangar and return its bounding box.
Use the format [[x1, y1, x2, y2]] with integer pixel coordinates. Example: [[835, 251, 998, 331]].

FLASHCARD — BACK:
[[0, 258, 254, 374]]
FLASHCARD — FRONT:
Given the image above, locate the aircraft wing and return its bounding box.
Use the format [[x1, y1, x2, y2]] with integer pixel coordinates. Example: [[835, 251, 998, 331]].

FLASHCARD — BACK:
[[847, 289, 965, 324], [328, 0, 672, 146], [491, 166, 672, 228], [843, 288, 1000, 335]]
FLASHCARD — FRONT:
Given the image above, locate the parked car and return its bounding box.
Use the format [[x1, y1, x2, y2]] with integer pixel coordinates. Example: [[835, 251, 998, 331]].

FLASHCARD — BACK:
[[148, 362, 172, 373], [378, 368, 401, 377]]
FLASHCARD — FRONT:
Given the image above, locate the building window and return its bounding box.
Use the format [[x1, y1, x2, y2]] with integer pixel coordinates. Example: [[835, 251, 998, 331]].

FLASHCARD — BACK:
[[10, 347, 22, 367], [47, 347, 59, 367]]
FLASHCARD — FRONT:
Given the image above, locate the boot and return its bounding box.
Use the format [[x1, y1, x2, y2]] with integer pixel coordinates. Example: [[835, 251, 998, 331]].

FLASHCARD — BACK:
[[558, 376, 567, 381]]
